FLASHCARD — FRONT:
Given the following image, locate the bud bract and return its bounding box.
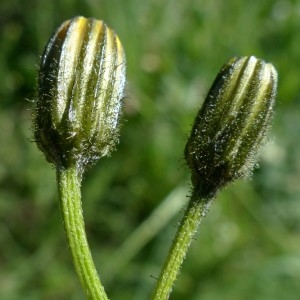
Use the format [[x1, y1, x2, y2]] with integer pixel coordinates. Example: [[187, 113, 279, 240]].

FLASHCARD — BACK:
[[185, 56, 277, 199], [34, 16, 126, 170]]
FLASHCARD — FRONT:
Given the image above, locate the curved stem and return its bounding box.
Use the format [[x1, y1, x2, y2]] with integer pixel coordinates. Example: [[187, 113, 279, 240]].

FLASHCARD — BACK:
[[151, 194, 212, 300], [57, 165, 108, 300]]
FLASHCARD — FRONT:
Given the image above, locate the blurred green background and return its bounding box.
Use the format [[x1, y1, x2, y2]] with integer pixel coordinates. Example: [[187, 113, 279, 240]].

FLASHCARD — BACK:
[[1, 0, 300, 299]]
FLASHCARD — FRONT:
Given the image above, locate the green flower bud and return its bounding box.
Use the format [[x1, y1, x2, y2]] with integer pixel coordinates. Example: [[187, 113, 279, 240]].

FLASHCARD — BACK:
[[34, 16, 126, 170], [185, 56, 277, 199]]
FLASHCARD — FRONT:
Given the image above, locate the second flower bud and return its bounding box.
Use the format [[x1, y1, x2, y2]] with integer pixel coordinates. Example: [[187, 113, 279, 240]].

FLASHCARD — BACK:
[[185, 56, 277, 199]]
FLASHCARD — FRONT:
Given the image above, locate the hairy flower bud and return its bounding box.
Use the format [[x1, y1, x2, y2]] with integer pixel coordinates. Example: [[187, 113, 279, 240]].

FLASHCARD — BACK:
[[34, 16, 126, 170], [185, 56, 277, 199]]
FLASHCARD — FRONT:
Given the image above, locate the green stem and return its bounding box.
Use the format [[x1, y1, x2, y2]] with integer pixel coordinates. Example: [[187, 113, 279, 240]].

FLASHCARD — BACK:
[[151, 193, 212, 300], [56, 165, 108, 300]]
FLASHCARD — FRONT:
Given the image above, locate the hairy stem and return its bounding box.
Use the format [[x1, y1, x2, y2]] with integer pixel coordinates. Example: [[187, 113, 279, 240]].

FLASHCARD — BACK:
[[151, 194, 212, 300], [57, 165, 108, 300]]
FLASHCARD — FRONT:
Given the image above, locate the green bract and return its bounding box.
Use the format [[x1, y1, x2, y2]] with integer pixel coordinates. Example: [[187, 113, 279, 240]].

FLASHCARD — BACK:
[[34, 16, 126, 171], [185, 56, 277, 199]]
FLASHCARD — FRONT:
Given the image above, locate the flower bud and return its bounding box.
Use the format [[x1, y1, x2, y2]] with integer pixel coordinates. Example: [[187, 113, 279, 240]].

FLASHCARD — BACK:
[[34, 16, 126, 170], [185, 56, 277, 199]]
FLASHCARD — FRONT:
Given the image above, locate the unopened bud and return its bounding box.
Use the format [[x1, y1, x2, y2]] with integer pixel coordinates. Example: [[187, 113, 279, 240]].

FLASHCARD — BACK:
[[185, 56, 277, 199], [34, 16, 126, 170]]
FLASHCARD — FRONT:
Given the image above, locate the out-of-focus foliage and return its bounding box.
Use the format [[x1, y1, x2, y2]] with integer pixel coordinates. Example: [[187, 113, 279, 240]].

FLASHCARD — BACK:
[[0, 0, 299, 299]]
